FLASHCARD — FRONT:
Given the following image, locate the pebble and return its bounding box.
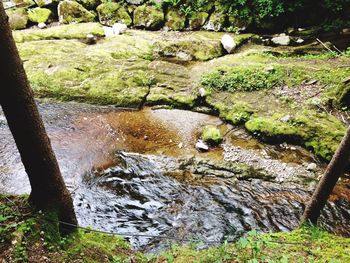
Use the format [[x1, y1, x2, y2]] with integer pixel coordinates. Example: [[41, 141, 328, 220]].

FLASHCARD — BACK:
[[195, 140, 209, 152], [306, 162, 317, 171]]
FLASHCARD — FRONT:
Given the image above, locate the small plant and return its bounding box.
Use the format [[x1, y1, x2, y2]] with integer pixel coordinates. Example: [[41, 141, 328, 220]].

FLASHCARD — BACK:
[[180, 5, 194, 18], [236, 230, 269, 262]]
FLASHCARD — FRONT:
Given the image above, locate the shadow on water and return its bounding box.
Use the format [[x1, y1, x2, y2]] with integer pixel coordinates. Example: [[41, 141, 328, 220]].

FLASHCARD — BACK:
[[1, 101, 350, 252]]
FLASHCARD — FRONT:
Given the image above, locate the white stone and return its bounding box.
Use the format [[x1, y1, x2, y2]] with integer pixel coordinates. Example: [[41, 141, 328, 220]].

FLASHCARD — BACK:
[[112, 22, 127, 35], [176, 51, 192, 61], [280, 115, 291, 123], [178, 142, 183, 148], [199, 88, 207, 97], [271, 35, 291, 46], [103, 26, 114, 37], [221, 34, 236, 53], [195, 140, 209, 152], [306, 162, 317, 171], [38, 22, 47, 29], [296, 38, 304, 44]]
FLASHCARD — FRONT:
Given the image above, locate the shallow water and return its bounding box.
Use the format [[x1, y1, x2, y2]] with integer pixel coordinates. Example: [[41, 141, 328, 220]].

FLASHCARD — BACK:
[[1, 101, 349, 251]]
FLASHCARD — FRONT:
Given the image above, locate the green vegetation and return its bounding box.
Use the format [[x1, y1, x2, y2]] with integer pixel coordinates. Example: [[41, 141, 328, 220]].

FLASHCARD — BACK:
[[96, 2, 132, 26], [201, 66, 284, 92], [27, 7, 52, 24], [202, 125, 223, 145], [2, 194, 350, 262], [58, 0, 96, 24]]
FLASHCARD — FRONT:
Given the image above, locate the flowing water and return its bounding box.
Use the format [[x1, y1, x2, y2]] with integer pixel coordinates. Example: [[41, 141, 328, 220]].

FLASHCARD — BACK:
[[1, 101, 350, 251]]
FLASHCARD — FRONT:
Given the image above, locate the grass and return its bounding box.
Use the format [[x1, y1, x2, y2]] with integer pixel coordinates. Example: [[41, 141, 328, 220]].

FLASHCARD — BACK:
[[1, 194, 350, 262]]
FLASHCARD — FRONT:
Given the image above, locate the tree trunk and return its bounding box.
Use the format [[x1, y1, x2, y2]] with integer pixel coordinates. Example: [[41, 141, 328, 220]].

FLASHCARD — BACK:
[[0, 3, 77, 233], [301, 125, 350, 225]]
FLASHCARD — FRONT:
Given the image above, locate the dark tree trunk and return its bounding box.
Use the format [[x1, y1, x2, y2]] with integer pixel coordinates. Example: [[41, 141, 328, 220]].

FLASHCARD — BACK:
[[0, 3, 77, 232], [301, 125, 350, 225]]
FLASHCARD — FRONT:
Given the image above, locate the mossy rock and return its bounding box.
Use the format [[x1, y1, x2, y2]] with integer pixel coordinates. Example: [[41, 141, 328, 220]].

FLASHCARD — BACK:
[[165, 9, 186, 31], [13, 22, 105, 42], [7, 8, 28, 30], [245, 111, 346, 161], [204, 12, 226, 31], [202, 125, 223, 145], [188, 12, 209, 30], [227, 15, 253, 30], [76, 0, 101, 10], [28, 7, 52, 23], [58, 0, 96, 24], [154, 36, 223, 61], [96, 2, 132, 26], [133, 5, 164, 30], [11, 0, 35, 8], [333, 82, 350, 108]]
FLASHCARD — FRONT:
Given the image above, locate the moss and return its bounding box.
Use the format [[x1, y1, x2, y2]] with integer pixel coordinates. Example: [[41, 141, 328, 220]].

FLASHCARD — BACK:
[[245, 111, 346, 161], [201, 65, 285, 92], [7, 8, 28, 30], [165, 9, 186, 31], [202, 125, 223, 145], [212, 100, 254, 125], [58, 0, 96, 24], [133, 5, 164, 30], [13, 23, 105, 42], [76, 0, 101, 10], [96, 2, 132, 26], [205, 11, 226, 31], [27, 7, 52, 23], [188, 12, 209, 30], [330, 82, 350, 108]]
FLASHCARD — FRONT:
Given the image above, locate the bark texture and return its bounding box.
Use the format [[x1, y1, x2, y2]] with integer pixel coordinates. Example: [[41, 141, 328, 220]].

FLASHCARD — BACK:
[[301, 125, 350, 225], [0, 3, 77, 232]]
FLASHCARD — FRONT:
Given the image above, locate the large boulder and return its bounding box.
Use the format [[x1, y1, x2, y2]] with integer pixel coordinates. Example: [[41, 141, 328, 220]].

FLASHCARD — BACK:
[[28, 7, 53, 23], [7, 8, 28, 30], [165, 9, 186, 31], [133, 5, 164, 30], [188, 12, 208, 30], [58, 0, 96, 24], [96, 2, 132, 26]]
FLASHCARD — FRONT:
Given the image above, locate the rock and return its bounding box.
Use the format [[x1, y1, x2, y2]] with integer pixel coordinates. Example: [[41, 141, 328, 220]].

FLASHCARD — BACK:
[[188, 12, 208, 30], [306, 163, 317, 171], [76, 0, 101, 10], [96, 3, 132, 26], [165, 9, 186, 31], [58, 0, 96, 24], [198, 88, 207, 97], [133, 5, 164, 30], [178, 142, 183, 149], [343, 77, 350, 85], [112, 22, 127, 35], [103, 26, 114, 37], [176, 51, 192, 61], [28, 7, 52, 24], [125, 0, 145, 4], [34, 0, 55, 7], [202, 125, 223, 145], [221, 34, 236, 54], [85, 33, 96, 44], [38, 22, 47, 29], [342, 28, 350, 34], [296, 38, 304, 44], [280, 115, 291, 123], [271, 35, 291, 46], [204, 12, 225, 31], [195, 140, 209, 152], [264, 66, 275, 73], [7, 8, 28, 30]]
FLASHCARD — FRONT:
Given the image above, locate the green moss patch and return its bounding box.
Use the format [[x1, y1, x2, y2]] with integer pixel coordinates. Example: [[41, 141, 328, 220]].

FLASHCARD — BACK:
[[28, 7, 52, 23], [202, 125, 223, 145]]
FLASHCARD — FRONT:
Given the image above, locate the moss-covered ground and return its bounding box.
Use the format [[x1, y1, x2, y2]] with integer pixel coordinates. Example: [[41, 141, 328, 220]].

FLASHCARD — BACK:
[[15, 23, 350, 160], [1, 194, 350, 262]]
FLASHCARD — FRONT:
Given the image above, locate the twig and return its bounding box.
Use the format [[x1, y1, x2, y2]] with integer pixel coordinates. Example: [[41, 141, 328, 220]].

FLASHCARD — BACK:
[[316, 38, 338, 54]]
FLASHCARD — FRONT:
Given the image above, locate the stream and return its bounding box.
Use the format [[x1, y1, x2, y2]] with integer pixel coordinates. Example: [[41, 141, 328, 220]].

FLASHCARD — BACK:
[[1, 101, 350, 251]]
